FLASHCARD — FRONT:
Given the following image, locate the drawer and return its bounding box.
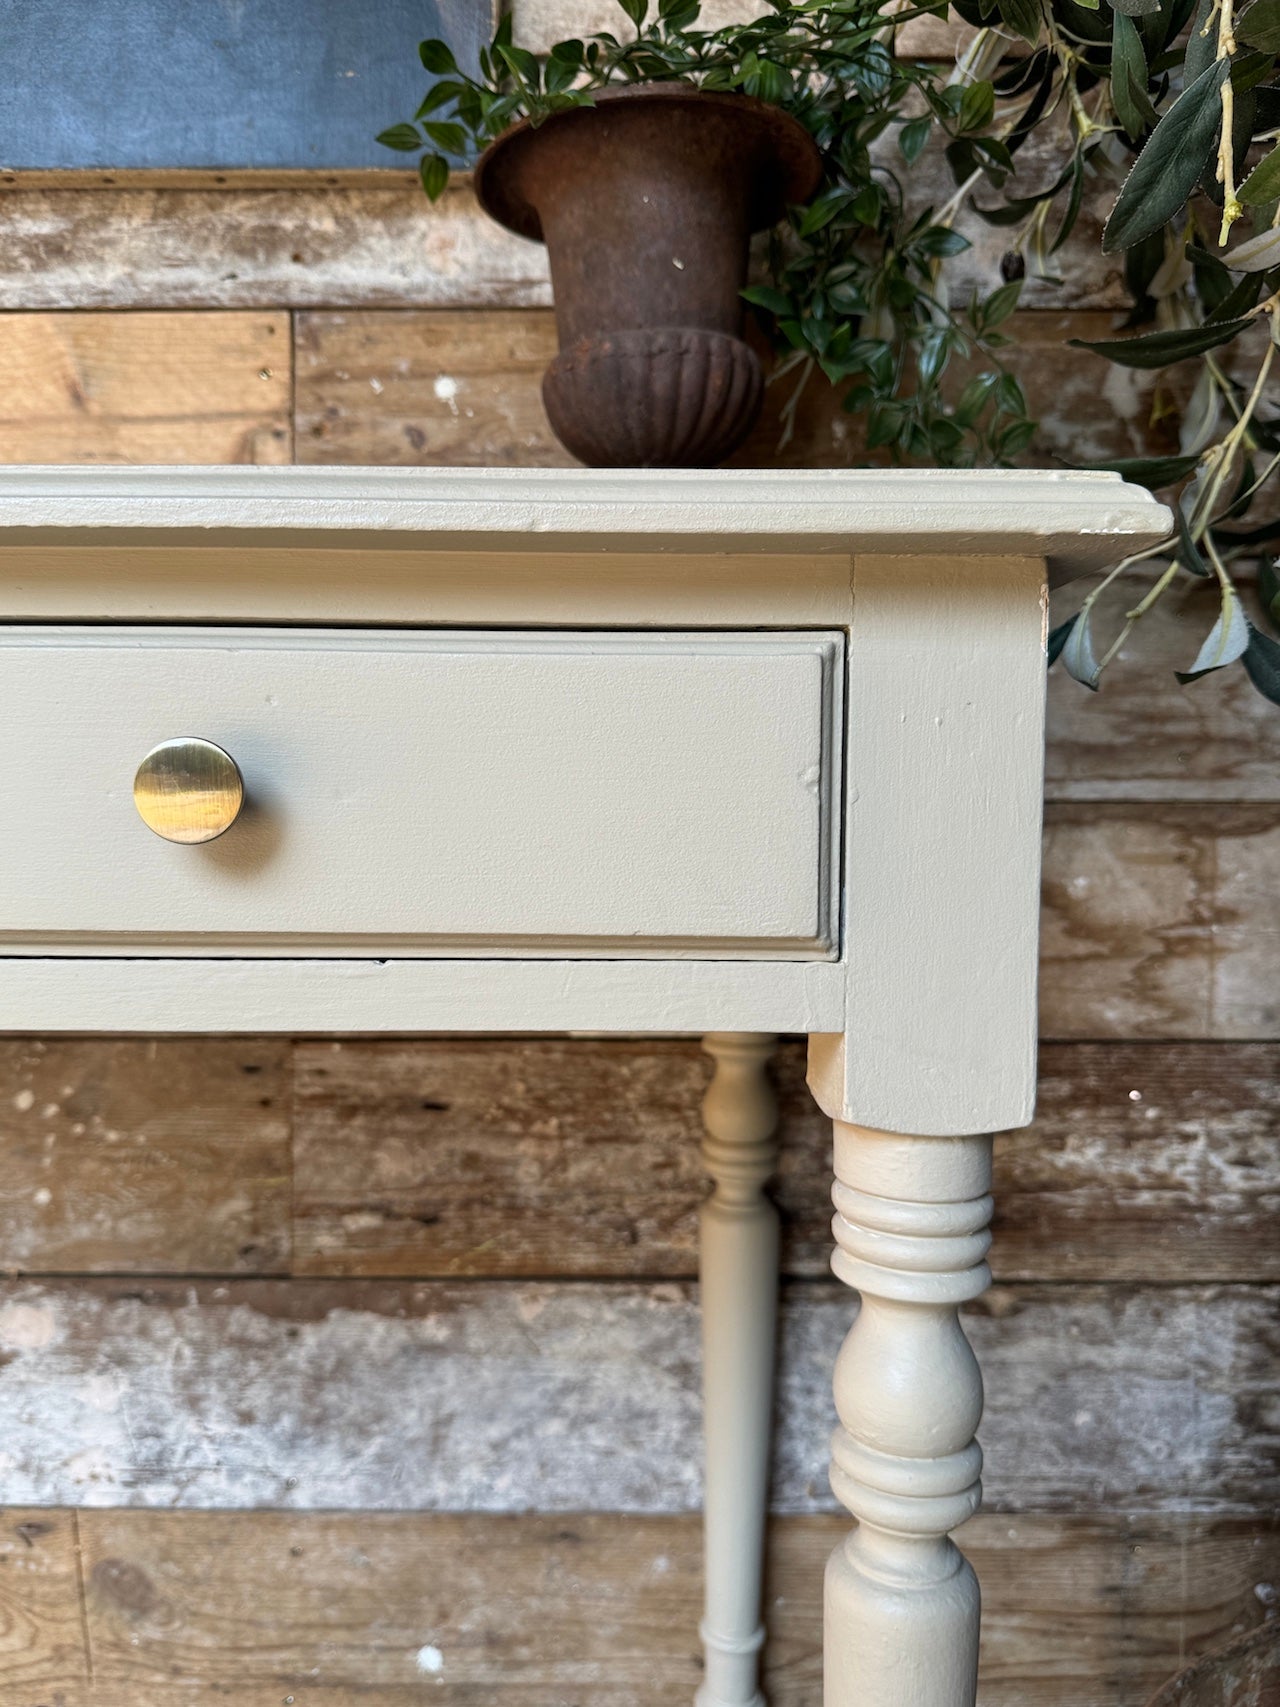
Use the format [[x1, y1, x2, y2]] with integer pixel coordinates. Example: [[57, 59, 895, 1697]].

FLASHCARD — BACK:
[[0, 627, 842, 957]]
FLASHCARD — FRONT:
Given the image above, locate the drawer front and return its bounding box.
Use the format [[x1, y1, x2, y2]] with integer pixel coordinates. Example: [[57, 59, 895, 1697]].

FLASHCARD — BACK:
[[0, 628, 842, 957]]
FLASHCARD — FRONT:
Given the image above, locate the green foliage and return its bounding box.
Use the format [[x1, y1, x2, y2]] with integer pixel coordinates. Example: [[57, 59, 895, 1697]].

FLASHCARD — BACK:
[[958, 0, 1280, 707], [378, 0, 1034, 466]]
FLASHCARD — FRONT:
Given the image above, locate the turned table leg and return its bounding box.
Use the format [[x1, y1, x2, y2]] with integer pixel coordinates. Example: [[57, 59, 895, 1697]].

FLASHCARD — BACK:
[[698, 1032, 781, 1707], [825, 1123, 993, 1707]]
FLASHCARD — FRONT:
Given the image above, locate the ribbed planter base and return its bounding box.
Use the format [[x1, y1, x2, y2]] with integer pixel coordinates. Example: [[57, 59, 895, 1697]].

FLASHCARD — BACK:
[[543, 329, 763, 468]]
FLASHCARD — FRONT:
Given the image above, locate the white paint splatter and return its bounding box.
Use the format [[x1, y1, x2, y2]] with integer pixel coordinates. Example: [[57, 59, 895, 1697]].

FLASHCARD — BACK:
[[12, 1088, 34, 1112], [32, 1187, 51, 1207], [433, 375, 460, 415], [0, 1303, 56, 1350], [416, 1644, 445, 1675]]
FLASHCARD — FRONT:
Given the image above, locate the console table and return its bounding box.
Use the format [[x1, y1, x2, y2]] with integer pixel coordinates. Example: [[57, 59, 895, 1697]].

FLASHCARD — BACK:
[[0, 465, 1168, 1707]]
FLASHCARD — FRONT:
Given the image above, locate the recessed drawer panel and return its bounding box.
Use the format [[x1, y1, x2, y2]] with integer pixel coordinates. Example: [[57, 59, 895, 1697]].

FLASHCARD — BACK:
[[0, 628, 842, 957]]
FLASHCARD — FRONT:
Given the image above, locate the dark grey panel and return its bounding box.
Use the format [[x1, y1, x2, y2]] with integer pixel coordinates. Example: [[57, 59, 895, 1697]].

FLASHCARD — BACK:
[[0, 1, 490, 169]]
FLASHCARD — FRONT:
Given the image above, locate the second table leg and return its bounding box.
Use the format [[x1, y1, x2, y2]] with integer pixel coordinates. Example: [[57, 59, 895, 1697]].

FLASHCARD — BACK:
[[698, 1032, 781, 1707]]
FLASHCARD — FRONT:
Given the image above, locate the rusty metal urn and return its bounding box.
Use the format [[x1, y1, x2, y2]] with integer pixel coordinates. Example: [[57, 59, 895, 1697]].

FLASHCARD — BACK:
[[474, 85, 822, 467]]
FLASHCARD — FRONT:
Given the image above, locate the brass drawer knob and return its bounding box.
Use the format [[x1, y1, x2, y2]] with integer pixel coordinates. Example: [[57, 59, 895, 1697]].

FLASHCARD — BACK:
[[133, 738, 244, 844]]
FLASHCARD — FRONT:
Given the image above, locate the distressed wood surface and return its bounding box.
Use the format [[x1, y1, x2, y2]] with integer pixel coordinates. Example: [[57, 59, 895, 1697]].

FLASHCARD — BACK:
[[1046, 572, 1280, 802], [0, 312, 291, 464], [512, 0, 972, 62], [0, 1509, 1249, 1705], [0, 1038, 290, 1277], [1039, 805, 1280, 1041], [0, 159, 1119, 315], [295, 1037, 1280, 1284], [0, 1510, 87, 1699], [1, 1037, 1272, 1284], [292, 306, 1227, 472], [0, 1277, 1273, 1515]]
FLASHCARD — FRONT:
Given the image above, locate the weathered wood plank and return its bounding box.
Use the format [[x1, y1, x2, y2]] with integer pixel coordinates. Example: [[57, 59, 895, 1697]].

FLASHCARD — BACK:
[[296, 308, 568, 466], [0, 312, 292, 464], [58, 1508, 1279, 1706], [0, 184, 550, 313], [0, 1510, 87, 1699], [0, 1278, 1273, 1514], [0, 1038, 290, 1276], [292, 1037, 707, 1278], [1039, 804, 1280, 1041], [292, 305, 1234, 472], [0, 142, 1122, 313], [1046, 571, 1280, 802], [513, 0, 972, 62], [291, 1038, 1280, 1284]]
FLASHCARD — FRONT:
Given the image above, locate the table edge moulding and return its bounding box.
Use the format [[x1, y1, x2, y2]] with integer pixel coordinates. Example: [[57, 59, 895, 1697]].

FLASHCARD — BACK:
[[0, 465, 1172, 1707]]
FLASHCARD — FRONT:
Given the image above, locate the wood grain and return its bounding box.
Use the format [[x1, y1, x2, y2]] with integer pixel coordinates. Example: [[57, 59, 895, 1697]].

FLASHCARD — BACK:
[[513, 0, 974, 61], [0, 1277, 1273, 1514], [0, 312, 291, 464], [0, 158, 1118, 314], [0, 1510, 87, 1701], [50, 1509, 1278, 1706], [292, 306, 1242, 473], [3, 1036, 1271, 1284], [1039, 805, 1280, 1040], [0, 1038, 290, 1276], [1046, 571, 1280, 802]]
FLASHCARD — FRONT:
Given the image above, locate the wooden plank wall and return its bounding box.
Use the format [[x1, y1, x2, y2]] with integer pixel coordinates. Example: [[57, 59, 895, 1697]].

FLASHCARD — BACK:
[[0, 9, 1276, 1696]]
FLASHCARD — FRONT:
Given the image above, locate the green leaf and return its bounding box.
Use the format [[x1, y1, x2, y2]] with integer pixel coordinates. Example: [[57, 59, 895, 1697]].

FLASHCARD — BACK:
[[1112, 12, 1153, 140], [914, 225, 971, 257], [997, 0, 1042, 42], [900, 115, 932, 164], [1102, 59, 1230, 254], [418, 39, 458, 74], [1069, 316, 1253, 367], [375, 123, 423, 152], [419, 152, 450, 201], [740, 285, 793, 316], [415, 82, 462, 120], [1076, 452, 1202, 488], [1047, 613, 1079, 667], [958, 80, 996, 134], [1242, 620, 1280, 703], [617, 0, 649, 22], [1061, 603, 1102, 688], [1184, 0, 1219, 81], [496, 42, 542, 87], [1239, 0, 1280, 52], [1175, 506, 1213, 576], [422, 121, 467, 153], [954, 372, 1000, 427], [981, 278, 1022, 330]]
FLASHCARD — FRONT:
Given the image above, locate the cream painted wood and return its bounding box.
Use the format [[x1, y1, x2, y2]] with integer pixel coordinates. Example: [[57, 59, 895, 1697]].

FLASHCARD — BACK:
[[825, 1124, 993, 1707], [0, 627, 841, 958], [699, 1033, 780, 1707], [0, 465, 1174, 1707], [0, 955, 847, 1034], [0, 465, 1169, 579], [807, 553, 1050, 1137]]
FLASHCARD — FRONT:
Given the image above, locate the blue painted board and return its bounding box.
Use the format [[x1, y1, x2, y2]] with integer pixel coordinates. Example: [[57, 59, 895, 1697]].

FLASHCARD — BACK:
[[0, 0, 491, 169]]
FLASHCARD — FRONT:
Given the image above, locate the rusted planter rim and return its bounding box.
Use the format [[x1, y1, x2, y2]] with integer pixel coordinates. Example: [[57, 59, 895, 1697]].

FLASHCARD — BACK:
[[473, 83, 823, 245]]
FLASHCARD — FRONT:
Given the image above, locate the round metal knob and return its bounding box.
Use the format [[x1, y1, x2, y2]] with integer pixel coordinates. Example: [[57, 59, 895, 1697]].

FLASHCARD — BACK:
[[133, 738, 244, 844]]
